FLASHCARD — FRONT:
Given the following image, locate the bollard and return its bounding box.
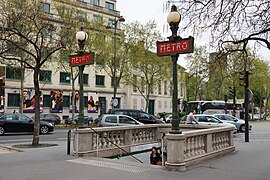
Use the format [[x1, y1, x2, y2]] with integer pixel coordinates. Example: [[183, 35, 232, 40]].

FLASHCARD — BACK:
[[67, 130, 71, 155]]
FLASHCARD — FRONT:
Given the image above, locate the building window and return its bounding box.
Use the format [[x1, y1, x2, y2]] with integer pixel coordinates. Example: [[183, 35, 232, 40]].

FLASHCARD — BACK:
[[158, 101, 162, 109], [133, 98, 137, 109], [96, 75, 105, 86], [91, 0, 100, 6], [6, 67, 21, 80], [111, 77, 120, 87], [164, 101, 168, 109], [141, 77, 145, 93], [76, 11, 87, 21], [39, 70, 52, 83], [158, 80, 162, 95], [43, 95, 51, 108], [93, 15, 102, 22], [133, 76, 137, 92], [164, 81, 167, 95], [58, 7, 69, 17], [42, 24, 55, 37], [8, 93, 20, 107], [78, 74, 89, 85], [150, 84, 154, 94], [63, 96, 70, 107], [60, 72, 70, 84], [108, 19, 115, 28], [105, 2, 115, 10], [180, 85, 183, 97], [41, 2, 50, 13], [141, 98, 145, 110]]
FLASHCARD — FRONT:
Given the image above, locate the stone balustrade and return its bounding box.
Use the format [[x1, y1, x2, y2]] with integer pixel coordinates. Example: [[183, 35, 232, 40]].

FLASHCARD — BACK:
[[73, 124, 235, 171]]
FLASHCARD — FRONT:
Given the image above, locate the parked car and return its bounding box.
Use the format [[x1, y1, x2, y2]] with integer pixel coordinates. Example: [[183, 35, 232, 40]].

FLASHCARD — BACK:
[[32, 114, 61, 125], [165, 114, 172, 123], [96, 114, 144, 127], [64, 115, 93, 125], [213, 114, 252, 132], [0, 113, 54, 135], [181, 114, 237, 133], [107, 109, 164, 124]]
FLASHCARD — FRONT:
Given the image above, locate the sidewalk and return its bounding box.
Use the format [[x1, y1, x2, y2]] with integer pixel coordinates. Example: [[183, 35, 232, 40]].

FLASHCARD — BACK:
[[0, 122, 269, 180]]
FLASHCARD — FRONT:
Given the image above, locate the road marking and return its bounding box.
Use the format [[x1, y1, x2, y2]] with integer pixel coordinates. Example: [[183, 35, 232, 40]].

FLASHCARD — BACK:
[[57, 138, 74, 140], [67, 158, 150, 173], [0, 139, 33, 143]]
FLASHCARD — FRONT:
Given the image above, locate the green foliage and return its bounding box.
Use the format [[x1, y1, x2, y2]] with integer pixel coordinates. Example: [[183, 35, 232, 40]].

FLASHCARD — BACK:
[[123, 21, 171, 111], [186, 45, 270, 111]]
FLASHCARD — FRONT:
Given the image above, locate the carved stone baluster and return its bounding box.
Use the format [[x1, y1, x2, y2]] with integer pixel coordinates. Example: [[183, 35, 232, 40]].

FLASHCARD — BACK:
[[212, 134, 216, 151], [197, 136, 202, 155], [184, 140, 187, 159], [107, 132, 112, 148], [102, 132, 107, 148], [119, 131, 124, 146], [185, 137, 190, 158], [98, 133, 102, 149]]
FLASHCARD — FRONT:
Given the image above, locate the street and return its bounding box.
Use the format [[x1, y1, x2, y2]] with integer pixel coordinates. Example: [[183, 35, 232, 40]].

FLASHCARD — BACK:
[[0, 128, 71, 144], [0, 122, 269, 180]]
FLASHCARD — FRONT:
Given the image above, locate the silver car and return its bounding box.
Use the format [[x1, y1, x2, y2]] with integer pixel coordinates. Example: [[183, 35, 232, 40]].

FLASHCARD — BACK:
[[96, 114, 144, 127], [188, 114, 237, 133], [213, 114, 252, 132]]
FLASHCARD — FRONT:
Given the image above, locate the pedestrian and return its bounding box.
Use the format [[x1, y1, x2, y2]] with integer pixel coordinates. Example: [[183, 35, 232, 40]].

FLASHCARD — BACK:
[[150, 147, 162, 165], [13, 110, 16, 114], [187, 109, 197, 124]]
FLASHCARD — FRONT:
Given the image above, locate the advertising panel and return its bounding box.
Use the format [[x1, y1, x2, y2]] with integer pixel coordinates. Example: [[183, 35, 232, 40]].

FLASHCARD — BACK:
[[50, 90, 63, 113], [87, 93, 98, 113], [23, 90, 43, 113]]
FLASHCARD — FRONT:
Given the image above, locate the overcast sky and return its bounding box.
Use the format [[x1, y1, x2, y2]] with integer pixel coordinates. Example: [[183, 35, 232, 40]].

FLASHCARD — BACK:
[[117, 0, 269, 66], [117, 0, 192, 67]]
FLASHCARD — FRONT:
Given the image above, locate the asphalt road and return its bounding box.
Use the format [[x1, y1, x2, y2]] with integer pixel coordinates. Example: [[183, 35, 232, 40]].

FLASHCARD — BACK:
[[0, 128, 72, 144], [0, 122, 269, 180]]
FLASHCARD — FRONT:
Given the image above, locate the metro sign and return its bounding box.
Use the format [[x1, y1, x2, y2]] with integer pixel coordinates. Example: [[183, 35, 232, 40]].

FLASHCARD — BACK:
[[156, 36, 194, 56], [70, 52, 95, 66]]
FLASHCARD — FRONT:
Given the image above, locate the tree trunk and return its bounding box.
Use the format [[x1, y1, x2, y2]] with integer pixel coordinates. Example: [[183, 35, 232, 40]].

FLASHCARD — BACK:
[[32, 68, 40, 146], [19, 62, 25, 113], [144, 84, 150, 112]]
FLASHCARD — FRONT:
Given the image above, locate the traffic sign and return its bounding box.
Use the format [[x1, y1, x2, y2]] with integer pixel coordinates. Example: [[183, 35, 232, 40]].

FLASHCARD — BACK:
[[70, 52, 95, 66], [156, 36, 194, 56]]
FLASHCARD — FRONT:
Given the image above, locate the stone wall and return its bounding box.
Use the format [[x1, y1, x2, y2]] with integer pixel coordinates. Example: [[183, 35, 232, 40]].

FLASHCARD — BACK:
[[73, 124, 235, 171]]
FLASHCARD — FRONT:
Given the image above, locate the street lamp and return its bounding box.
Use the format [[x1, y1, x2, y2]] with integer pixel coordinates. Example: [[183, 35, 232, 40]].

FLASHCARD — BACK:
[[107, 16, 125, 108], [76, 27, 88, 128], [167, 5, 182, 134]]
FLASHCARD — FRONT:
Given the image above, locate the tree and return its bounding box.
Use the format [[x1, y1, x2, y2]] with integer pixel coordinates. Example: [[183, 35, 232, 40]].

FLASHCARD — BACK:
[[249, 58, 270, 116], [0, 0, 66, 146], [93, 21, 130, 101], [170, 0, 270, 53], [186, 46, 208, 100], [123, 21, 171, 111]]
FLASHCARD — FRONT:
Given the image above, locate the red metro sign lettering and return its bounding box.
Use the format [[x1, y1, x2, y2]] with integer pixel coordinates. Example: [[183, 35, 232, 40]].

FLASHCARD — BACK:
[[70, 52, 95, 66], [156, 36, 194, 56]]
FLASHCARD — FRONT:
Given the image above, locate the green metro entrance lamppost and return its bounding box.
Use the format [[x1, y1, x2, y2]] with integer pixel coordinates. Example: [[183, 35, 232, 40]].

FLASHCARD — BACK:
[[70, 28, 94, 128], [157, 5, 194, 134], [76, 27, 88, 128]]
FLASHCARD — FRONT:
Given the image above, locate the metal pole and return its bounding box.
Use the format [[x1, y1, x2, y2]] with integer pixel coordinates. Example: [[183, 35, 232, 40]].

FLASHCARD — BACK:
[[170, 54, 181, 134], [244, 71, 249, 142], [113, 17, 117, 107], [78, 65, 85, 128], [67, 130, 71, 155], [233, 86, 236, 117]]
